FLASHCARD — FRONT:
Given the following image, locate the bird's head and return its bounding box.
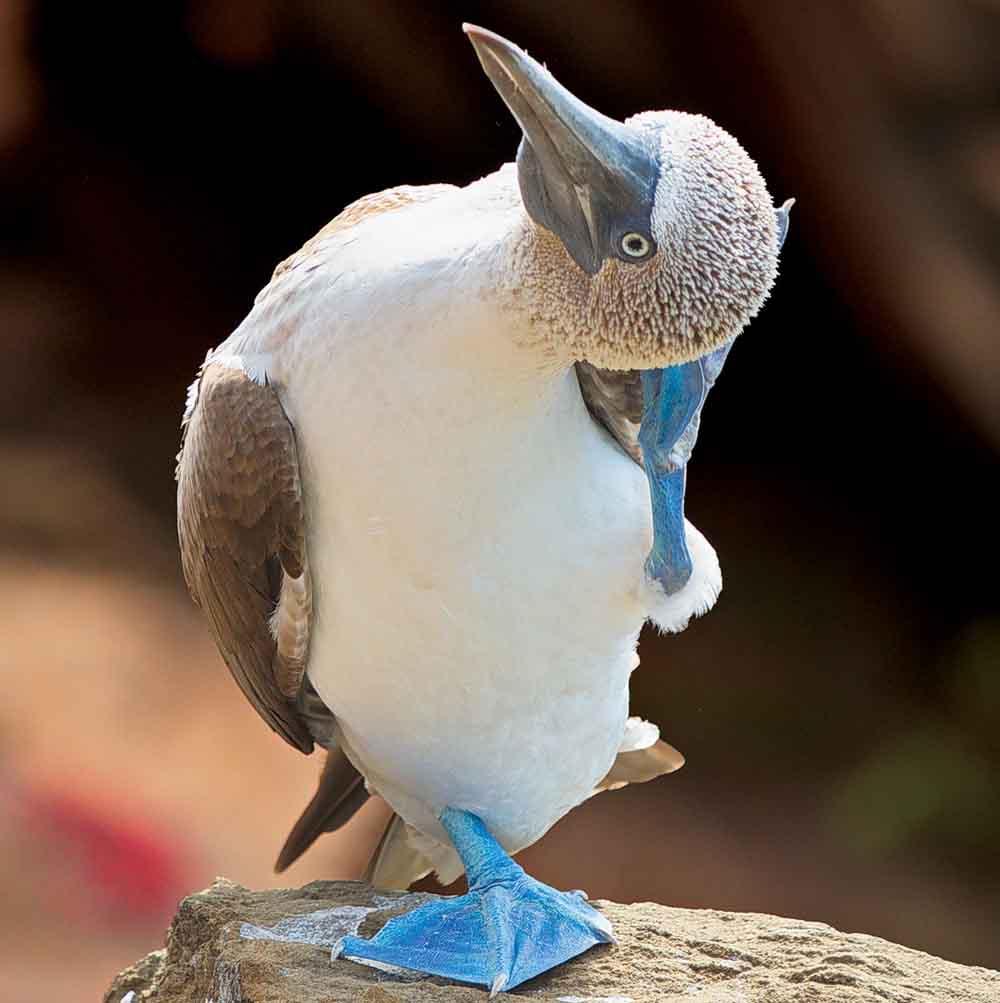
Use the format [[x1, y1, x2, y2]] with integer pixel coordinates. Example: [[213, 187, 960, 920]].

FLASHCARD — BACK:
[[465, 25, 790, 368]]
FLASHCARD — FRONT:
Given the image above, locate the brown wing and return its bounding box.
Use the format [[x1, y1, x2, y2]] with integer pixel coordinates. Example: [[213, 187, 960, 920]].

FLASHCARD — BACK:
[[575, 362, 643, 464], [177, 363, 376, 868], [176, 361, 314, 752]]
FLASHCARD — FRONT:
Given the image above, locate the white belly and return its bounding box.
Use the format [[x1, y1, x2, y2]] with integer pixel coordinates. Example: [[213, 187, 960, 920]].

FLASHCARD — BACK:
[[208, 169, 724, 863], [199, 165, 728, 872], [239, 180, 654, 853], [289, 335, 652, 853]]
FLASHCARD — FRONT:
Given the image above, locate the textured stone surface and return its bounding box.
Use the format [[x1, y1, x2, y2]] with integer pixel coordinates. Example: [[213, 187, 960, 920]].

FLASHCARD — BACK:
[[105, 878, 1000, 1003]]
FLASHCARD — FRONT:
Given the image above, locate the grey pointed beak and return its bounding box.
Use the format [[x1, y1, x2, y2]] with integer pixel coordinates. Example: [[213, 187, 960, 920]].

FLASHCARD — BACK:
[[464, 24, 659, 274]]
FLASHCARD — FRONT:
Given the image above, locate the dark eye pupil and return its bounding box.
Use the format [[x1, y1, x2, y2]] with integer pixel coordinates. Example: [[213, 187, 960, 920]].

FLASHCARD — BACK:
[[626, 237, 644, 253]]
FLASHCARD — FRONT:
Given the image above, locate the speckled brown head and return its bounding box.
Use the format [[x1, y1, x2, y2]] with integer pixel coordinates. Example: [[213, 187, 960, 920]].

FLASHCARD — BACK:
[[465, 24, 790, 369]]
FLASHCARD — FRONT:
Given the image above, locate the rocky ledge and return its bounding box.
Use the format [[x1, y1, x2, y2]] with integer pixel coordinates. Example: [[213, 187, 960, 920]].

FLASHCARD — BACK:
[[106, 878, 999, 1003]]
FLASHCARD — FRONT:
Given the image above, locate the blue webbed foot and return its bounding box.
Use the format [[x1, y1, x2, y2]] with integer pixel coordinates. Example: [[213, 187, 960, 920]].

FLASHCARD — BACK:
[[334, 809, 613, 993]]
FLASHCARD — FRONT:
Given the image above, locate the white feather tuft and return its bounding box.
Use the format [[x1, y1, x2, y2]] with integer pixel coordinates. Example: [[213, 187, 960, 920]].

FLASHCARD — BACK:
[[642, 521, 722, 634], [209, 351, 271, 385], [618, 717, 660, 753]]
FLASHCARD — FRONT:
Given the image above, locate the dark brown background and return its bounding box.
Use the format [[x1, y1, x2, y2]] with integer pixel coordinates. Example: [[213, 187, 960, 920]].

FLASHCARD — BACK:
[[1, 2, 998, 1000]]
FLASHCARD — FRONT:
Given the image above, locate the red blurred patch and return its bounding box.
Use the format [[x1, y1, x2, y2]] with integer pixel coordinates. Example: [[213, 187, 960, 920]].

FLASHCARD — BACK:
[[20, 786, 194, 927]]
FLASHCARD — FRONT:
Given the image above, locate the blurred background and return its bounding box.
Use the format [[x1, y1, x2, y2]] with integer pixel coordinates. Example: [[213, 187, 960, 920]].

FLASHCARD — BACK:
[[1, 1, 998, 999]]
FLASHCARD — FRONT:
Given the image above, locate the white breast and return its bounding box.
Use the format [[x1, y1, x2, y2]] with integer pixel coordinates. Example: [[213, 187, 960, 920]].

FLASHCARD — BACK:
[[223, 174, 654, 853]]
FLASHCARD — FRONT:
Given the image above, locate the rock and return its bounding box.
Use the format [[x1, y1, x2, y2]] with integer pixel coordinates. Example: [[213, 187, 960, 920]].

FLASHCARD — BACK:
[[105, 878, 999, 1002]]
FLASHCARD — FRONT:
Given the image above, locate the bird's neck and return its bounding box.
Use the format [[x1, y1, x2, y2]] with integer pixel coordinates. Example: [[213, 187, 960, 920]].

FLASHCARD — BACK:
[[493, 187, 711, 372], [493, 213, 592, 368]]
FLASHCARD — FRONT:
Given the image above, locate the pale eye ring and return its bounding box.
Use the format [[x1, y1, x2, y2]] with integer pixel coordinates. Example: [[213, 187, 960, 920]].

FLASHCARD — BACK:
[[620, 232, 652, 259]]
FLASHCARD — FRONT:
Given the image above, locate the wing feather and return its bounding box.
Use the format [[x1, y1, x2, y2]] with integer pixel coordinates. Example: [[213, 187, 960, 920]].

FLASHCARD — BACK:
[[177, 362, 314, 752], [575, 362, 643, 464]]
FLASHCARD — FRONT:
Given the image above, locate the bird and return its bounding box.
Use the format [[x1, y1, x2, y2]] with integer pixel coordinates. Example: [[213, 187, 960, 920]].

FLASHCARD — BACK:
[[176, 23, 790, 995]]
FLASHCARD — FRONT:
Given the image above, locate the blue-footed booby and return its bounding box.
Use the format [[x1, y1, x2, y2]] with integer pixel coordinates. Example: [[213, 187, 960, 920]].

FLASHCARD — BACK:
[[176, 24, 790, 993]]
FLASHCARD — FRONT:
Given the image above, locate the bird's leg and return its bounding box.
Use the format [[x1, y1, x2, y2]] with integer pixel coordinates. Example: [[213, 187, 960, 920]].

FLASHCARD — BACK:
[[638, 342, 733, 594], [334, 808, 613, 994]]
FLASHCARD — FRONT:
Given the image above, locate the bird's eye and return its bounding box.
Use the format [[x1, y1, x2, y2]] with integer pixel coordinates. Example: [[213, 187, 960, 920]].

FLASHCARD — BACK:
[[620, 232, 652, 259]]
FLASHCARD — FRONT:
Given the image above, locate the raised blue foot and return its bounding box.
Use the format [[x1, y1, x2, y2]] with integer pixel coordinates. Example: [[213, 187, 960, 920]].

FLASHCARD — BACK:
[[335, 808, 613, 993], [639, 341, 733, 595]]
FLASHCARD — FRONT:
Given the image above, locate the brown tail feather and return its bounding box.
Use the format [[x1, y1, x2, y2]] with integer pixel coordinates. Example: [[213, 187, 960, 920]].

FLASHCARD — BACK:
[[597, 739, 685, 791], [364, 811, 435, 890], [275, 746, 369, 872]]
